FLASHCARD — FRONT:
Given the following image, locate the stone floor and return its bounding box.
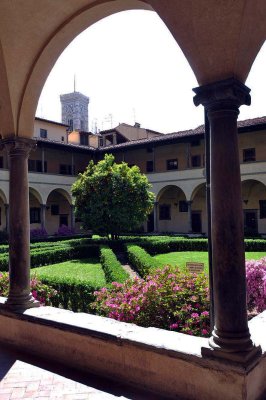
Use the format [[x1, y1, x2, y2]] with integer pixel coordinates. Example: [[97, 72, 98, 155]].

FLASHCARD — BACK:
[[0, 345, 163, 400]]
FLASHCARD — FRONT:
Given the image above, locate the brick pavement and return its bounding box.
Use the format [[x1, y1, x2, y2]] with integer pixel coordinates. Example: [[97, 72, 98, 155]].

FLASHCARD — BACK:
[[0, 346, 164, 400], [0, 347, 130, 400]]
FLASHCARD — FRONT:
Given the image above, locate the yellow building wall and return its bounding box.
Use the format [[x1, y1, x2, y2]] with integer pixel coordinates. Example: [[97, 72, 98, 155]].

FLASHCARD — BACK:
[[238, 131, 266, 162], [34, 119, 67, 142]]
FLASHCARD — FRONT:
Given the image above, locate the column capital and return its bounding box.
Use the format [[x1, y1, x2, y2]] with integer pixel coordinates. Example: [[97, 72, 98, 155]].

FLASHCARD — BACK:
[[1, 136, 36, 158], [193, 78, 251, 112]]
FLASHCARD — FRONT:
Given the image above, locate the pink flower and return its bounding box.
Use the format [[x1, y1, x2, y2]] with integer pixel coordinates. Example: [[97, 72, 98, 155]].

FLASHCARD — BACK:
[[191, 313, 199, 318], [201, 311, 209, 316], [170, 323, 179, 330], [202, 329, 209, 336]]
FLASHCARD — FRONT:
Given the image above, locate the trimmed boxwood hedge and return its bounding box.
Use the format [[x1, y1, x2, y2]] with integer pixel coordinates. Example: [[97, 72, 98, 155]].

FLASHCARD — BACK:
[[0, 236, 264, 272], [0, 244, 99, 271], [36, 274, 100, 312], [138, 238, 266, 255], [100, 245, 129, 283], [126, 244, 160, 277]]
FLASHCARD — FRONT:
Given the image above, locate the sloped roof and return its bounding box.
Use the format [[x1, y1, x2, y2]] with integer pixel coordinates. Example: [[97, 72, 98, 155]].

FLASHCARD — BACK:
[[35, 116, 266, 153], [36, 137, 96, 151], [98, 116, 266, 151]]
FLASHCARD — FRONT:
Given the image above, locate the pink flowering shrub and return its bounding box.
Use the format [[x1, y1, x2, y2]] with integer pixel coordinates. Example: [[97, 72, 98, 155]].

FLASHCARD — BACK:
[[246, 257, 266, 313], [0, 272, 57, 306], [92, 266, 210, 337]]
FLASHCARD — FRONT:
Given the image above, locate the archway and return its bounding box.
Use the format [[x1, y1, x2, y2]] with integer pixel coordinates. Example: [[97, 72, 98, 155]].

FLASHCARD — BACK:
[[0, 189, 8, 232], [242, 179, 266, 236], [29, 188, 44, 232], [46, 188, 72, 235], [156, 185, 187, 233], [191, 183, 207, 234]]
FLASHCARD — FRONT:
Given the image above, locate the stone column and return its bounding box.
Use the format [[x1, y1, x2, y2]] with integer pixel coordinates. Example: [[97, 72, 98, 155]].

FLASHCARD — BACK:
[[4, 204, 9, 233], [187, 201, 193, 233], [40, 204, 46, 230], [2, 137, 39, 311], [193, 78, 260, 363], [70, 205, 75, 231], [153, 202, 158, 232]]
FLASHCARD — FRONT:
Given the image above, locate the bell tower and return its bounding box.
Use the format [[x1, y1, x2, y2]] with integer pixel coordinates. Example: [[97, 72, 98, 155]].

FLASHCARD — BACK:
[[60, 91, 89, 131]]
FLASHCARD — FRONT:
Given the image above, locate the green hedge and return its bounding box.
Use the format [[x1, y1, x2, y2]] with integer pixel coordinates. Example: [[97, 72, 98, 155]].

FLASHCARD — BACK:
[[0, 244, 99, 271], [36, 274, 100, 312], [138, 238, 208, 255], [126, 244, 160, 277], [139, 238, 266, 255], [244, 239, 266, 252], [100, 245, 129, 283]]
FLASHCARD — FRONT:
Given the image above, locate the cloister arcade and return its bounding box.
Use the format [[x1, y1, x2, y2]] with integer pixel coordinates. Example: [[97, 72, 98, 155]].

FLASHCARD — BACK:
[[0, 1, 265, 399]]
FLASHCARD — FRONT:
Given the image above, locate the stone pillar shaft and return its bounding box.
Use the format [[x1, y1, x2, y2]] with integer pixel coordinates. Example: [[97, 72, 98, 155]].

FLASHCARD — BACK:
[[193, 78, 260, 362], [41, 204, 46, 230], [2, 137, 39, 311], [153, 202, 158, 232], [187, 201, 193, 233]]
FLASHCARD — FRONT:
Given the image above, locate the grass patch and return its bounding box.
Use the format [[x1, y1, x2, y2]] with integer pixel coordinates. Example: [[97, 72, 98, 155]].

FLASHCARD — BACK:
[[154, 251, 266, 273], [33, 258, 106, 286]]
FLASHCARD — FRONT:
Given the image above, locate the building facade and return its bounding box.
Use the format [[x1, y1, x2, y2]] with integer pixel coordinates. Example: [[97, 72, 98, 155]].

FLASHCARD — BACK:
[[0, 115, 265, 236]]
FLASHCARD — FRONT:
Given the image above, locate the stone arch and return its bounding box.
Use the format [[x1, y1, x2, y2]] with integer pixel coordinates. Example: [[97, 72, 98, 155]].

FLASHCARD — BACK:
[[45, 188, 73, 234], [29, 187, 44, 205], [0, 188, 8, 205], [156, 185, 189, 233], [191, 183, 205, 202], [241, 179, 266, 235], [0, 188, 8, 231], [156, 184, 187, 203], [45, 188, 72, 205], [29, 187, 44, 231], [190, 183, 207, 234]]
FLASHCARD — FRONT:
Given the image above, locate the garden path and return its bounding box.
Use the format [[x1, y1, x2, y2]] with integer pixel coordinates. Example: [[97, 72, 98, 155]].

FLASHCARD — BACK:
[[115, 252, 139, 280]]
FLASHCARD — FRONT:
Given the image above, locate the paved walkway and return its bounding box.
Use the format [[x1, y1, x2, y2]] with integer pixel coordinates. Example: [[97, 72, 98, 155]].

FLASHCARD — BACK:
[[0, 346, 161, 400], [115, 252, 139, 280]]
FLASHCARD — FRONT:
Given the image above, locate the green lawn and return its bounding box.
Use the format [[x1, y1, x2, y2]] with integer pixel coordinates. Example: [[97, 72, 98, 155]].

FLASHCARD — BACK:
[[154, 251, 266, 273], [32, 258, 106, 286]]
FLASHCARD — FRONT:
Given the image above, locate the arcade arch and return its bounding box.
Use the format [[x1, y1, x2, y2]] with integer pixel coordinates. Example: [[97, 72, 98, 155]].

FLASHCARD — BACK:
[[156, 185, 188, 233], [45, 188, 73, 234], [242, 179, 266, 235], [191, 183, 207, 234], [0, 189, 8, 231], [29, 188, 44, 231]]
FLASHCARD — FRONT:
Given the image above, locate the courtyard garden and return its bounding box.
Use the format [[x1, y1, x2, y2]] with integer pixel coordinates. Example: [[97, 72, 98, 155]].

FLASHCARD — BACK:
[[0, 235, 265, 338]]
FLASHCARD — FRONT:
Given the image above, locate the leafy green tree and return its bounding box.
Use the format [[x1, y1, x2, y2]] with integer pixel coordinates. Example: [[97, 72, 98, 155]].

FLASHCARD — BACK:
[[72, 154, 155, 239]]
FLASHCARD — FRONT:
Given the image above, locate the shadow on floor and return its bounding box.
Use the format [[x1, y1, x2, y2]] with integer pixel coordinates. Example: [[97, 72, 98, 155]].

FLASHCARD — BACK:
[[0, 344, 169, 399]]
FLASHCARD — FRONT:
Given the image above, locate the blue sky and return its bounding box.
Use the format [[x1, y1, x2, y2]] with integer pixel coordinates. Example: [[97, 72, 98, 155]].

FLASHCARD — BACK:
[[36, 10, 266, 134]]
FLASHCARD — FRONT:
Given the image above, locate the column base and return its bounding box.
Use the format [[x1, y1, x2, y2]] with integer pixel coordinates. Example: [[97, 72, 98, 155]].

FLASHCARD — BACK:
[[3, 293, 40, 312], [201, 328, 262, 366]]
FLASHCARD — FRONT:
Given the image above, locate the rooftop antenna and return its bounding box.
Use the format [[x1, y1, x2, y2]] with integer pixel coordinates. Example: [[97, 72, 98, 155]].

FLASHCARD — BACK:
[[74, 74, 76, 92], [132, 107, 136, 125]]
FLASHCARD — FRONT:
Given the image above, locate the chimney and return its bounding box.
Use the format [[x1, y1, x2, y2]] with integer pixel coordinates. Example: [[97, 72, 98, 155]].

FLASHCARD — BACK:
[[134, 122, 141, 128]]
